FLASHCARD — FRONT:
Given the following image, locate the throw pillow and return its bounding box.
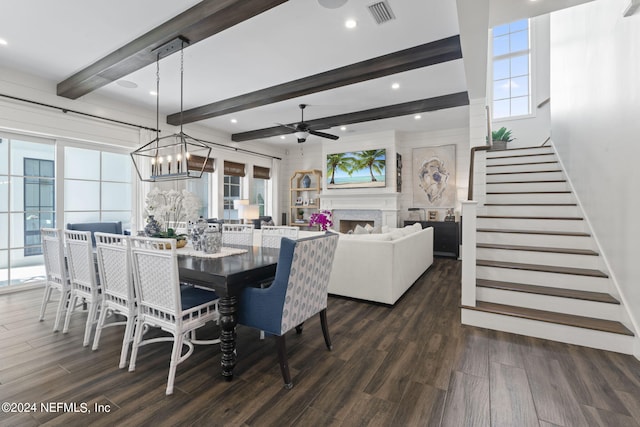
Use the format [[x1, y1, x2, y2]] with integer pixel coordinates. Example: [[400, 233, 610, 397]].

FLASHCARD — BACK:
[[364, 223, 374, 233], [381, 225, 390, 234], [353, 224, 368, 234], [371, 225, 382, 234]]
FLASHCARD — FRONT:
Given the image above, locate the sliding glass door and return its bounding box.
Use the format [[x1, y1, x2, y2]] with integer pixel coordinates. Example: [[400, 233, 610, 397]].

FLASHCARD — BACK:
[[0, 134, 132, 290]]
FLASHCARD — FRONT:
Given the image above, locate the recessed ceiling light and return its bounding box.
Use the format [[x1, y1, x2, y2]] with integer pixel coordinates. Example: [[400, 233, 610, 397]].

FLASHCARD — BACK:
[[230, 118, 238, 124], [414, 114, 422, 120], [149, 90, 157, 96], [391, 82, 400, 90], [280, 135, 286, 140], [116, 80, 138, 89], [345, 19, 357, 29], [0, 38, 7, 46], [340, 126, 347, 131]]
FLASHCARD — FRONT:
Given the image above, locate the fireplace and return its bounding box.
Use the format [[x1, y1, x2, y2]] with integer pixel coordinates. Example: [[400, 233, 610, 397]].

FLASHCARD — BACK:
[[332, 209, 382, 233], [321, 192, 400, 229], [338, 219, 375, 233]]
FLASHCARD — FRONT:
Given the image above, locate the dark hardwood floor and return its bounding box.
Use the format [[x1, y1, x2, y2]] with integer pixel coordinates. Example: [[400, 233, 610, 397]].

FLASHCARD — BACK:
[[1, 258, 639, 426]]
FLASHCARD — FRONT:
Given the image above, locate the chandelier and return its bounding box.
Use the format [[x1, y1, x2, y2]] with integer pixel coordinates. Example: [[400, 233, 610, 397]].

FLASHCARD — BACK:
[[131, 36, 212, 182]]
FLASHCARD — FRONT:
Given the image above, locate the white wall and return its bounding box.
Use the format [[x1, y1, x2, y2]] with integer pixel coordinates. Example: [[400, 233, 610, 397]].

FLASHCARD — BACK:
[[550, 0, 640, 351]]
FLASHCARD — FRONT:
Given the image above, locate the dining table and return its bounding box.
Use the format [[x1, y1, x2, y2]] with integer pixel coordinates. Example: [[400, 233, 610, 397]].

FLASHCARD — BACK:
[[176, 244, 280, 381]]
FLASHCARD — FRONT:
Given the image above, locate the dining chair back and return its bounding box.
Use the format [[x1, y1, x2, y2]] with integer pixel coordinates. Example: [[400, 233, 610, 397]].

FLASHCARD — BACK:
[[260, 226, 299, 248], [39, 228, 70, 332], [222, 223, 254, 246], [128, 236, 220, 395], [237, 233, 339, 389], [92, 232, 137, 368], [63, 229, 102, 346]]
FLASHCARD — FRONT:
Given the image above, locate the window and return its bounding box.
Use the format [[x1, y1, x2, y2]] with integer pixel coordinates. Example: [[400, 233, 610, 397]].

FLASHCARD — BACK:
[[23, 159, 55, 256], [223, 161, 246, 222], [223, 175, 242, 221], [252, 166, 270, 217], [64, 147, 132, 228], [0, 136, 55, 288], [492, 19, 531, 119]]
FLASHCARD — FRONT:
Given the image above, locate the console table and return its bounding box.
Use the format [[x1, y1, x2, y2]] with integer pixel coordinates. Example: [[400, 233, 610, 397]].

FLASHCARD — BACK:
[[404, 220, 459, 258]]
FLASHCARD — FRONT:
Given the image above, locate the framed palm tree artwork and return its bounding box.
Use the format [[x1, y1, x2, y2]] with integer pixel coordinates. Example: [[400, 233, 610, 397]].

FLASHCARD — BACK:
[[326, 149, 386, 189], [412, 145, 456, 207]]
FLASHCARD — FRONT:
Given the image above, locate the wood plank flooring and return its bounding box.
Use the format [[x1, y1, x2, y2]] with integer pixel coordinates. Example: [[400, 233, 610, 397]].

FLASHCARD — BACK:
[[1, 258, 639, 426]]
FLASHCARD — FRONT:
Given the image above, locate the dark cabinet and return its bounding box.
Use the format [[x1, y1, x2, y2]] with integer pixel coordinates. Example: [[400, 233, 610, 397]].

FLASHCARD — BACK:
[[404, 220, 459, 258]]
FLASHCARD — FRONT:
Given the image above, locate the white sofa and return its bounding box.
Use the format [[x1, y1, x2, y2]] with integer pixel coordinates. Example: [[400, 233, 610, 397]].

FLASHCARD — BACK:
[[327, 223, 434, 305]]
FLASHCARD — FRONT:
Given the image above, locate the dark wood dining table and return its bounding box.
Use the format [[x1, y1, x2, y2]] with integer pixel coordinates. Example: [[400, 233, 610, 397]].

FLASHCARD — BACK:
[[176, 244, 280, 381]]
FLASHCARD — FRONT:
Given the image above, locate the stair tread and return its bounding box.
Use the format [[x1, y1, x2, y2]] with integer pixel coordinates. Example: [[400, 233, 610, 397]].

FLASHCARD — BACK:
[[491, 146, 554, 151], [478, 215, 583, 220], [484, 203, 577, 206], [487, 152, 555, 159], [477, 259, 608, 278], [463, 302, 633, 336], [477, 243, 598, 256], [487, 191, 571, 194], [487, 180, 567, 184], [487, 161, 559, 167], [477, 228, 590, 236], [476, 279, 619, 303], [487, 170, 563, 175]]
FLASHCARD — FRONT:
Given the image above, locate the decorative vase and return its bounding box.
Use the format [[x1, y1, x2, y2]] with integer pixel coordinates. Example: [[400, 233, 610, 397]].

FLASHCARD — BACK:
[[302, 174, 311, 188], [144, 215, 161, 236]]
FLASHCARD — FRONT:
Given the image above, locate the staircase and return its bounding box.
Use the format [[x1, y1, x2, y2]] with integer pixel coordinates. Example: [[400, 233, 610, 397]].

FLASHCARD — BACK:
[[461, 146, 636, 354]]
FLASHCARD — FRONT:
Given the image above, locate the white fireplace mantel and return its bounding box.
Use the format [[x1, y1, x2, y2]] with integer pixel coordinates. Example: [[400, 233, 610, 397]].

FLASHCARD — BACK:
[[320, 192, 400, 228]]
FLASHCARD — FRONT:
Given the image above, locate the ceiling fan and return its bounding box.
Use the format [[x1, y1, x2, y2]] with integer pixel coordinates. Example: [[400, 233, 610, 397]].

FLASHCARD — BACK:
[[278, 104, 339, 143]]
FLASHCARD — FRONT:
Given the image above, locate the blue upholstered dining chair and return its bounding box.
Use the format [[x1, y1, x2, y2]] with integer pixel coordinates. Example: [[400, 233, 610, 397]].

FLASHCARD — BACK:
[[237, 232, 340, 389]]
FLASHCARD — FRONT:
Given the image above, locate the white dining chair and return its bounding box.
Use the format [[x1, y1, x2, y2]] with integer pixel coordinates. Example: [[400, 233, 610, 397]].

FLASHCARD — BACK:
[[222, 223, 254, 246], [39, 228, 70, 332], [92, 232, 137, 368], [128, 236, 220, 395], [260, 226, 299, 248], [63, 229, 103, 347]]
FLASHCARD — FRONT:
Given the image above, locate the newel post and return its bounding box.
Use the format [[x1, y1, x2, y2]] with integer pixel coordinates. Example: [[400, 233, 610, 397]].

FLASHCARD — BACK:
[[461, 201, 478, 307]]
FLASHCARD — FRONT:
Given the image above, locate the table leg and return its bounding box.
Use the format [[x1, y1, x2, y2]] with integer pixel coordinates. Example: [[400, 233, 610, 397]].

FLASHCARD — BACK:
[[219, 295, 237, 381]]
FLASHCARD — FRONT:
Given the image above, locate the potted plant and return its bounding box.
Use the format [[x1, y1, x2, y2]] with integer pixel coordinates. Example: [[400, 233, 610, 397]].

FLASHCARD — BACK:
[[491, 127, 514, 151]]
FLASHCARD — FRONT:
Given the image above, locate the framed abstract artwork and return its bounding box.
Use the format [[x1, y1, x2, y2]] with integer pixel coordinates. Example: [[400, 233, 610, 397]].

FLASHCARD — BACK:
[[412, 145, 456, 207]]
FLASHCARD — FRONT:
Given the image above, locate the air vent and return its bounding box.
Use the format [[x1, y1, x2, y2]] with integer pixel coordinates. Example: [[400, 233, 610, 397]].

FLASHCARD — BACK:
[[368, 1, 396, 25]]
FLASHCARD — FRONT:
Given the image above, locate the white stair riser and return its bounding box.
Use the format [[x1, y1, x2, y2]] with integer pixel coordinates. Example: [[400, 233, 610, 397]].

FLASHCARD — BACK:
[[477, 217, 586, 233], [477, 232, 595, 250], [486, 181, 569, 192], [477, 248, 601, 270], [476, 266, 610, 293], [486, 155, 557, 165], [487, 171, 565, 183], [461, 309, 634, 355], [484, 205, 580, 217], [487, 162, 560, 173], [486, 192, 575, 204], [486, 147, 554, 158], [476, 287, 621, 321]]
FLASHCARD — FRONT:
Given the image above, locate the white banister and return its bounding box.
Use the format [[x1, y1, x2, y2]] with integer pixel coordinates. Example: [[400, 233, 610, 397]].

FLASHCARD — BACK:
[[461, 201, 478, 307]]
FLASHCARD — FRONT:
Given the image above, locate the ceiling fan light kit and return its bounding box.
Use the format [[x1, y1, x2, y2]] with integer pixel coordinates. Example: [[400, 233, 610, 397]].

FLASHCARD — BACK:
[[131, 36, 212, 182]]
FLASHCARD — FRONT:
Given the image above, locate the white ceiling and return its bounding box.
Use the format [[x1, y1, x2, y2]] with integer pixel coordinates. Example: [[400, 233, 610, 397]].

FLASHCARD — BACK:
[[0, 0, 595, 146]]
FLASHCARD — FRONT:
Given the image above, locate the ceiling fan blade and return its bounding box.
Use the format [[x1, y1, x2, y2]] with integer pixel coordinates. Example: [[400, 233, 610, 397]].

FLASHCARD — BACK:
[[309, 130, 339, 140], [275, 122, 298, 131]]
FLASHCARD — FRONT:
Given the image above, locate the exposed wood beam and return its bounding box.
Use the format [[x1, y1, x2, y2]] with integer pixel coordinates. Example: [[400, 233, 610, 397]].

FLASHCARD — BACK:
[[168, 35, 463, 125], [57, 0, 288, 99], [231, 92, 469, 142]]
